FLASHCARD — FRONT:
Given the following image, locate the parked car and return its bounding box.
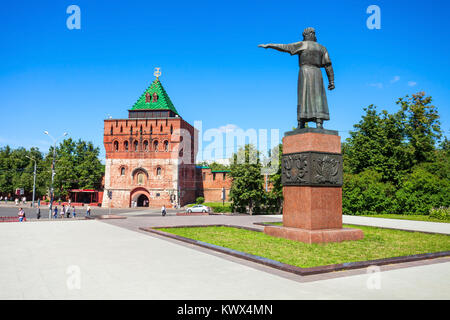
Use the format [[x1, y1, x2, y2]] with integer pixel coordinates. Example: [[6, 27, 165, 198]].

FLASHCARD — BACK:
[[187, 204, 210, 213]]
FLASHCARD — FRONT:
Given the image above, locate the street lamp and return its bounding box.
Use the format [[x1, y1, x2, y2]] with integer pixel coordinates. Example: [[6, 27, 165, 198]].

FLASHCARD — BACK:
[[44, 131, 68, 219], [25, 155, 37, 208]]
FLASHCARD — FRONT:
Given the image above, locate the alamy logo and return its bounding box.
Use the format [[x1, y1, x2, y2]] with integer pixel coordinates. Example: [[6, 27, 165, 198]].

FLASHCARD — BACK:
[[66, 5, 81, 30], [366, 5, 381, 30], [66, 265, 81, 290], [366, 265, 381, 289]]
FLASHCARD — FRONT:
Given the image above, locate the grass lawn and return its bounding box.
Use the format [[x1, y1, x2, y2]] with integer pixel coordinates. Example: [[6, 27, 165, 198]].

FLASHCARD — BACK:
[[352, 214, 449, 223], [158, 225, 450, 268]]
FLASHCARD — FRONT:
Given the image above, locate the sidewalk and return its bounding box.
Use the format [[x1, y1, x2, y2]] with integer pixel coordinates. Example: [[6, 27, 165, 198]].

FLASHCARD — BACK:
[[343, 215, 450, 235]]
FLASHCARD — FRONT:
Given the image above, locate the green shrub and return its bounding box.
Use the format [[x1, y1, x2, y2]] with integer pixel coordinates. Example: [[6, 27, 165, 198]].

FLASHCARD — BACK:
[[207, 202, 232, 213], [429, 207, 450, 221], [195, 197, 205, 204], [343, 170, 397, 215], [395, 167, 450, 215]]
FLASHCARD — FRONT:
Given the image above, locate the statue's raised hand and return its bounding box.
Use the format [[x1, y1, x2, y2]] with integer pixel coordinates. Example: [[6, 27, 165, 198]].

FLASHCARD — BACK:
[[258, 44, 269, 48], [328, 83, 335, 90]]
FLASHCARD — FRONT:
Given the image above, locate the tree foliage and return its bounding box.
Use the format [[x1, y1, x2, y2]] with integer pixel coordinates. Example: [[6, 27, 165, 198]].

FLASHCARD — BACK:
[[229, 144, 265, 215], [343, 92, 448, 215], [0, 139, 104, 200]]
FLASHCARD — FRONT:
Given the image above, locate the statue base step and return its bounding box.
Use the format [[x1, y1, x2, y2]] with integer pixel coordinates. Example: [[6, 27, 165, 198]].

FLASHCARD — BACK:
[[264, 225, 364, 244]]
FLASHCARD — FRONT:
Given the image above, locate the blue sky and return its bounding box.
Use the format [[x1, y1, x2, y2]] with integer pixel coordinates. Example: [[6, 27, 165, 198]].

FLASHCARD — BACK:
[[1, 0, 449, 161]]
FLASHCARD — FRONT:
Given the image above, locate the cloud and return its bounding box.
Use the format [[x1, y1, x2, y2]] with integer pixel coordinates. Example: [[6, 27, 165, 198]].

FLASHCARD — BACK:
[[408, 81, 417, 87], [390, 76, 400, 83], [369, 82, 383, 89], [216, 124, 240, 133]]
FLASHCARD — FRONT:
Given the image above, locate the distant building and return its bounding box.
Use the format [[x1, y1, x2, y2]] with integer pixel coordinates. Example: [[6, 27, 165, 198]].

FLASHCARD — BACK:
[[103, 74, 199, 208], [102, 73, 232, 208]]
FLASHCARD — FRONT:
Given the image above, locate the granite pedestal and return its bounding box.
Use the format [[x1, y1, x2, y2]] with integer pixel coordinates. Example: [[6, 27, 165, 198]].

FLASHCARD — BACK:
[[264, 128, 363, 244]]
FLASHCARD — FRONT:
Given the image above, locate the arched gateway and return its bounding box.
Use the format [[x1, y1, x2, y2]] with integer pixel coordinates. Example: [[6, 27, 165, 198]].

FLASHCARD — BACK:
[[130, 187, 150, 207]]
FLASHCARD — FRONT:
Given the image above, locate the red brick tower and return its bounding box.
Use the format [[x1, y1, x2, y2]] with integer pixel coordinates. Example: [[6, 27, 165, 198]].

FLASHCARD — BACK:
[[102, 73, 197, 208]]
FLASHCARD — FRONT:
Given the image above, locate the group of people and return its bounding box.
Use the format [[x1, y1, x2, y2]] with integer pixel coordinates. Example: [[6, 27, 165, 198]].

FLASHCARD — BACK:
[[16, 204, 92, 221], [51, 204, 91, 219], [0, 196, 27, 205]]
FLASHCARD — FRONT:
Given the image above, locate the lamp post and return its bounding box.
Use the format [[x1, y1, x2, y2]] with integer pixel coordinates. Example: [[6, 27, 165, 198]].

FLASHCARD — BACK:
[[25, 155, 37, 208], [44, 131, 68, 219]]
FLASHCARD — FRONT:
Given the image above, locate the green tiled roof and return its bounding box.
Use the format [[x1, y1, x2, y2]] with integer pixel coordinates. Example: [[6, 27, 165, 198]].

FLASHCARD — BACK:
[[130, 78, 179, 115]]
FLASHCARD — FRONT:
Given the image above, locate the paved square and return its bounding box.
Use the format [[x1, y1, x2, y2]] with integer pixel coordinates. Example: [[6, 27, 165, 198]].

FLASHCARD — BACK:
[[1, 219, 449, 299]]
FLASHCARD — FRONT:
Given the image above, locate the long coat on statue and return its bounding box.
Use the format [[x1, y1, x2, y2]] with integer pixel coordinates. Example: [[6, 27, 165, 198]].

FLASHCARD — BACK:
[[268, 41, 332, 122]]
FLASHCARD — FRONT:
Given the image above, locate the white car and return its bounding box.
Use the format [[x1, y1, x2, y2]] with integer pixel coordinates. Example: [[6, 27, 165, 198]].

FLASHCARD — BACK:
[[187, 205, 210, 213]]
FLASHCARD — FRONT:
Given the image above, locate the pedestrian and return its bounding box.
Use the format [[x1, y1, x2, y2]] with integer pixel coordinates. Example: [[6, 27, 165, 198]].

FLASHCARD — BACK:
[[38, 198, 40, 207], [36, 206, 41, 219], [61, 205, 66, 218], [86, 205, 91, 217], [66, 205, 71, 218], [72, 206, 76, 218], [18, 207, 25, 222], [15, 198, 19, 206], [161, 205, 166, 216], [53, 206, 58, 219]]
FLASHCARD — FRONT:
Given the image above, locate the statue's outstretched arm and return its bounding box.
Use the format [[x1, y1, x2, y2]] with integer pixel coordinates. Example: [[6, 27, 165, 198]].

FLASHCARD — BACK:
[[258, 42, 301, 55]]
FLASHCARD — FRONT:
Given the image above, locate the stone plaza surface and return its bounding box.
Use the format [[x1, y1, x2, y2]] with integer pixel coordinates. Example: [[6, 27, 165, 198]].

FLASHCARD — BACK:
[[0, 217, 449, 299]]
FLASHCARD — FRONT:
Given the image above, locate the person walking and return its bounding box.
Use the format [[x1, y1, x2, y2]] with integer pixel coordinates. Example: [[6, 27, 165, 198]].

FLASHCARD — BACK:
[[66, 205, 71, 218], [53, 206, 58, 219], [161, 205, 166, 217], [36, 206, 41, 219], [86, 205, 91, 217], [72, 206, 76, 218], [18, 207, 25, 222], [61, 205, 66, 219]]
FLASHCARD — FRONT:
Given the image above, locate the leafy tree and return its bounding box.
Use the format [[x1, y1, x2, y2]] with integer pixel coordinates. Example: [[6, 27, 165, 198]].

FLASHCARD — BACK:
[[396, 92, 442, 164], [0, 139, 104, 200], [229, 144, 265, 215], [264, 144, 283, 213], [343, 91, 448, 216], [344, 105, 409, 184]]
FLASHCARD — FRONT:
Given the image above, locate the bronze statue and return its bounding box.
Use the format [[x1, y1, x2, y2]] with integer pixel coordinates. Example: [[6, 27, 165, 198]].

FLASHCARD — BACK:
[[259, 27, 334, 129]]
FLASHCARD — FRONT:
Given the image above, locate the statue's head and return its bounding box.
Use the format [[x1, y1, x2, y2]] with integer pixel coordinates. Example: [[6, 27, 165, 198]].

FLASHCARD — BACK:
[[302, 27, 317, 42]]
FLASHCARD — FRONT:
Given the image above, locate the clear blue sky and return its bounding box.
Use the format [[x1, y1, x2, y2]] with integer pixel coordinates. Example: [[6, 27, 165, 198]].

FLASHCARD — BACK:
[[1, 0, 449, 161]]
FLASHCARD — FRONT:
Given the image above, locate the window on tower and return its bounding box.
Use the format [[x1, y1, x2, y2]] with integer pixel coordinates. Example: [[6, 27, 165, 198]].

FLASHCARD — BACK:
[[163, 140, 169, 152], [134, 141, 138, 151], [152, 92, 158, 102], [153, 140, 159, 152], [114, 141, 119, 151], [124, 141, 129, 151]]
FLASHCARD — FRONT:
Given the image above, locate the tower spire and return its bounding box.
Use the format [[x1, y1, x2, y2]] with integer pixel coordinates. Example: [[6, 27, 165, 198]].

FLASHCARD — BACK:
[[154, 67, 161, 80]]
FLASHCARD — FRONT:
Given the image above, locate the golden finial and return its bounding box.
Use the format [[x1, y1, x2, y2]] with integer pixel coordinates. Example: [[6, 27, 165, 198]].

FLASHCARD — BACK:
[[154, 67, 161, 79]]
